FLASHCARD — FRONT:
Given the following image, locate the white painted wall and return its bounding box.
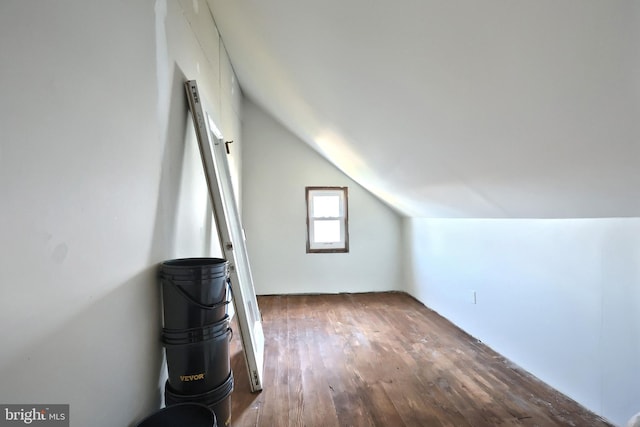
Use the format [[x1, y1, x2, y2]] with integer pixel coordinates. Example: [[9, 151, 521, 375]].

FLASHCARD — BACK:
[[209, 0, 640, 219], [403, 218, 640, 426], [0, 1, 240, 426], [241, 99, 403, 295]]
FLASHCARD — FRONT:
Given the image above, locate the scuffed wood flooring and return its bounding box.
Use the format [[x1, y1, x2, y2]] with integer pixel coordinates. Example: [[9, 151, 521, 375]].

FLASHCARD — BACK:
[[229, 293, 611, 427]]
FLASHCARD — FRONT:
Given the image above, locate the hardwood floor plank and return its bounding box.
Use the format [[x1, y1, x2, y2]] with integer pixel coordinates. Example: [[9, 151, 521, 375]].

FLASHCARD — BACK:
[[287, 309, 304, 427], [230, 293, 612, 427]]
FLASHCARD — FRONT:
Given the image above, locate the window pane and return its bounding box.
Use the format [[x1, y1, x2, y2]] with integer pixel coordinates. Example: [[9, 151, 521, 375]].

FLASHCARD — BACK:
[[305, 186, 349, 253], [313, 220, 341, 243], [313, 195, 340, 218]]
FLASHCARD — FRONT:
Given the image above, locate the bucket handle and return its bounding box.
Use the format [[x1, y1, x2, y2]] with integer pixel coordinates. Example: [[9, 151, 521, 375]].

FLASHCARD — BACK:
[[162, 326, 234, 346], [165, 277, 233, 310]]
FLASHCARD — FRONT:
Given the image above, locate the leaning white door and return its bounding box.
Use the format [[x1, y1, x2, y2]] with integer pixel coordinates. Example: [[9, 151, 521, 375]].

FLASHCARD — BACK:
[[185, 80, 265, 392]]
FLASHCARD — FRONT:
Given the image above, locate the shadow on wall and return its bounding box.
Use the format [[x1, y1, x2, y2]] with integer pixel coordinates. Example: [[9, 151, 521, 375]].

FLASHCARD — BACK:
[[142, 63, 190, 422], [135, 62, 219, 424], [0, 268, 164, 427], [148, 63, 190, 262]]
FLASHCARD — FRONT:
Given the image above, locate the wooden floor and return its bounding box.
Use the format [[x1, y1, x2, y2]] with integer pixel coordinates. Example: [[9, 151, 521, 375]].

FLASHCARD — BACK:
[[229, 293, 611, 427]]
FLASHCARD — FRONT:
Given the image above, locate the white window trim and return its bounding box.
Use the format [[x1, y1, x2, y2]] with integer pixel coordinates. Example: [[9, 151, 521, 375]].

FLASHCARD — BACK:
[[306, 186, 349, 253]]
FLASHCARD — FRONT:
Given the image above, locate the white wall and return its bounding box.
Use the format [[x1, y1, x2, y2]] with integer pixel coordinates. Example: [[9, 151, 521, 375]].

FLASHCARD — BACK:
[[241, 99, 403, 295], [403, 218, 640, 426], [0, 1, 241, 426], [208, 1, 640, 219]]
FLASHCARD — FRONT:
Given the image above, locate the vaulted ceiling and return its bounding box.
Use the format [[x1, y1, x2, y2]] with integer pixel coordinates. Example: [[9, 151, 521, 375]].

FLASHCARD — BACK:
[[208, 0, 639, 218]]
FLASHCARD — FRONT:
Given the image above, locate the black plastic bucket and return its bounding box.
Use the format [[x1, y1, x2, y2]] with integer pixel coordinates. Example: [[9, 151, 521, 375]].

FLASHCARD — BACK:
[[162, 316, 231, 345], [165, 372, 234, 427], [135, 402, 217, 427], [160, 258, 230, 330], [163, 317, 232, 395]]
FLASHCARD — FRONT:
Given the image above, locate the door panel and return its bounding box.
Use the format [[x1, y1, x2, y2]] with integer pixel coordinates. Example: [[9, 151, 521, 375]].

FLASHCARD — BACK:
[[185, 80, 264, 391]]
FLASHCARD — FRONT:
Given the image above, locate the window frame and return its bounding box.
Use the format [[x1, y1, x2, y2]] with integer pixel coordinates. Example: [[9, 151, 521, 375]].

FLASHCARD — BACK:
[[305, 186, 349, 253]]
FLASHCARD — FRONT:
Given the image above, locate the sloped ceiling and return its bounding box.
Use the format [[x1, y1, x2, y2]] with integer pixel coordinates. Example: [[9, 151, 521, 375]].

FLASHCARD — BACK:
[[207, 0, 639, 218]]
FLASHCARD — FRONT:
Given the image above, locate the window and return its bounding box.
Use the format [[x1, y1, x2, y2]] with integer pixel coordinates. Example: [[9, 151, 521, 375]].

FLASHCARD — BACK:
[[306, 187, 349, 253]]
